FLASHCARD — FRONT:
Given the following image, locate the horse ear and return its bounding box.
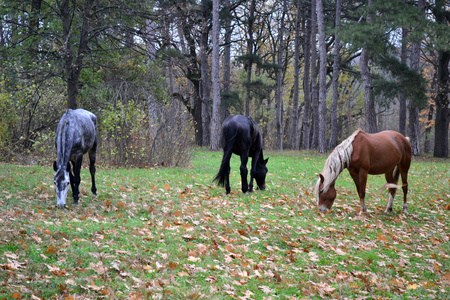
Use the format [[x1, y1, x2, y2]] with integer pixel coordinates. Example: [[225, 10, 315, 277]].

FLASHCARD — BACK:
[[318, 174, 325, 192], [318, 173, 324, 182], [53, 161, 57, 171], [264, 158, 269, 165]]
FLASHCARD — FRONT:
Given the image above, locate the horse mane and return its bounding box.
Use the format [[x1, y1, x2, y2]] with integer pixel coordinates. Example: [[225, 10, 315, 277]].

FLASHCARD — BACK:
[[315, 128, 362, 197], [56, 112, 74, 169]]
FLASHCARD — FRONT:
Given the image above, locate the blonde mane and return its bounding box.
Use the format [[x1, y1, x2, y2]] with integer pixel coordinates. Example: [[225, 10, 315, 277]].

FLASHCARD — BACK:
[[314, 129, 362, 201]]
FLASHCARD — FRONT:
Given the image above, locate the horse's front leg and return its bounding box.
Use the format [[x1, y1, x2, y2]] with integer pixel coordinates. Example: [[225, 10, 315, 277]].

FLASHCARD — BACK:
[[357, 172, 368, 214], [89, 151, 97, 196], [72, 155, 83, 205], [239, 155, 249, 193], [350, 171, 367, 214], [248, 157, 258, 192]]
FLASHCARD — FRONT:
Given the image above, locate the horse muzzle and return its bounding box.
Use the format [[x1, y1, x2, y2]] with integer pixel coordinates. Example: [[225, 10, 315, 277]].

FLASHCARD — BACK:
[[318, 205, 329, 212]]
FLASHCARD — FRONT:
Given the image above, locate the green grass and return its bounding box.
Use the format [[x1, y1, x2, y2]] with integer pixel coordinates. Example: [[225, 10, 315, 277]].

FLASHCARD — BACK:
[[0, 149, 449, 299]]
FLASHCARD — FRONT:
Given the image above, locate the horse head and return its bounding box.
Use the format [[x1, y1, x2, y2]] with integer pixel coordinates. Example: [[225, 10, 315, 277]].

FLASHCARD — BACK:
[[254, 157, 269, 190], [53, 161, 70, 208], [315, 174, 337, 212]]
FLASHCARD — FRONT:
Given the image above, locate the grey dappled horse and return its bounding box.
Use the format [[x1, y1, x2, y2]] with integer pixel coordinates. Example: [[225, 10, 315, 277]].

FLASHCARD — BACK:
[[53, 109, 97, 208]]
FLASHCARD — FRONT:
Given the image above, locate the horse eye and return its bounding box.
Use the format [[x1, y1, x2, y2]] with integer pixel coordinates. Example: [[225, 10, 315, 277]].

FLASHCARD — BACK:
[[66, 182, 70, 186]]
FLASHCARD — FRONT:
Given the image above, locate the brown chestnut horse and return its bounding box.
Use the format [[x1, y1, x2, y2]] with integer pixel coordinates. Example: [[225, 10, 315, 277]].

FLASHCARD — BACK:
[[315, 129, 411, 214]]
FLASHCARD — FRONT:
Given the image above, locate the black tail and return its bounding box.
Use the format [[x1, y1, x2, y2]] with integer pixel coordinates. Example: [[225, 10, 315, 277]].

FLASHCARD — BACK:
[[213, 131, 237, 186]]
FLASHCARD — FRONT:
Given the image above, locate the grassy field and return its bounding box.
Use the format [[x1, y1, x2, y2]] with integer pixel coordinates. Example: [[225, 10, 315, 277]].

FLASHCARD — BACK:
[[0, 149, 449, 299]]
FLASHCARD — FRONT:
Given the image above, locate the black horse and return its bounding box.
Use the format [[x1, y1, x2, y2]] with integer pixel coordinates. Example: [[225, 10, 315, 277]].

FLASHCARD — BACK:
[[214, 115, 268, 194], [53, 109, 97, 208]]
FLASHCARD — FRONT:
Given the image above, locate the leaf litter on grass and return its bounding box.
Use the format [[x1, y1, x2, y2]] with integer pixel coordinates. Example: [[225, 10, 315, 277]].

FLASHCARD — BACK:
[[0, 153, 449, 299]]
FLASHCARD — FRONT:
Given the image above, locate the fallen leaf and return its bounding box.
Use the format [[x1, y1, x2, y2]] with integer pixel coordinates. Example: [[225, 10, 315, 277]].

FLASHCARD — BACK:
[[407, 283, 420, 290]]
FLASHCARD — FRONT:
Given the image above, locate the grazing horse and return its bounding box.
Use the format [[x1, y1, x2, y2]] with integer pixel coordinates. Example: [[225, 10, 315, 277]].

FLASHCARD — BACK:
[[315, 129, 411, 214], [214, 115, 269, 194], [53, 109, 97, 208]]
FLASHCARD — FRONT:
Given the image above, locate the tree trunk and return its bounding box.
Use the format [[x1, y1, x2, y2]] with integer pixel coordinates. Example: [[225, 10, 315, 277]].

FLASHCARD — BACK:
[[399, 26, 408, 136], [302, 4, 312, 149], [360, 0, 377, 133], [424, 101, 434, 154], [329, 0, 341, 150], [181, 15, 203, 146], [408, 0, 425, 155], [61, 0, 92, 110], [433, 49, 449, 157], [433, 0, 449, 158], [276, 0, 287, 151], [30, 0, 42, 33], [360, 48, 377, 133], [222, 0, 232, 121], [292, 0, 302, 150], [408, 35, 421, 155], [210, 0, 221, 151], [245, 0, 256, 116], [310, 0, 319, 148], [200, 1, 211, 146], [317, 0, 327, 153]]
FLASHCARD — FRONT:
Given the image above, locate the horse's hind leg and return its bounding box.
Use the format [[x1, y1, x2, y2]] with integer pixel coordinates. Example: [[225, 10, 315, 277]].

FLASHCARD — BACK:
[[72, 155, 83, 205], [239, 155, 249, 193], [400, 168, 409, 214], [89, 150, 97, 196], [225, 163, 231, 194], [384, 167, 399, 213]]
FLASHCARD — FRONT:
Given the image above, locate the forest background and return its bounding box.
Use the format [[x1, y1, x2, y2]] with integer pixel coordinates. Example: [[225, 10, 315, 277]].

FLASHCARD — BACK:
[[0, 0, 449, 166]]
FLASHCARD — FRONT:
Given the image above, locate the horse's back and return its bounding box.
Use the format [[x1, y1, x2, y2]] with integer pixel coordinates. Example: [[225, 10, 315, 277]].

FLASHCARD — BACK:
[[221, 115, 261, 156], [351, 130, 411, 174], [56, 109, 97, 156]]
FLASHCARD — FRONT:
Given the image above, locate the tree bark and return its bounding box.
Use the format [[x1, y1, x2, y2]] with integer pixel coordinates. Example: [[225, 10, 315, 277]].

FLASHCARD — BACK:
[[360, 0, 377, 133], [407, 0, 425, 155], [408, 34, 421, 155], [276, 0, 287, 151], [245, 0, 256, 116], [310, 0, 319, 148], [222, 0, 232, 121], [181, 15, 203, 146], [329, 0, 341, 150], [433, 49, 449, 157], [292, 0, 302, 150], [398, 27, 408, 136], [210, 0, 221, 151], [200, 2, 211, 146], [317, 0, 327, 153], [301, 3, 312, 149], [432, 0, 449, 157]]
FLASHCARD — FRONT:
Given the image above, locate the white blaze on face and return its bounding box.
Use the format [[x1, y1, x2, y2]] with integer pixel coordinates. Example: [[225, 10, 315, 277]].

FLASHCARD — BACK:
[[55, 170, 70, 207]]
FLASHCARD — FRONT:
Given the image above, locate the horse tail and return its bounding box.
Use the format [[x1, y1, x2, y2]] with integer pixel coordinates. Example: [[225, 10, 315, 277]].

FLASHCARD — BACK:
[[376, 166, 401, 194], [213, 131, 237, 186]]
